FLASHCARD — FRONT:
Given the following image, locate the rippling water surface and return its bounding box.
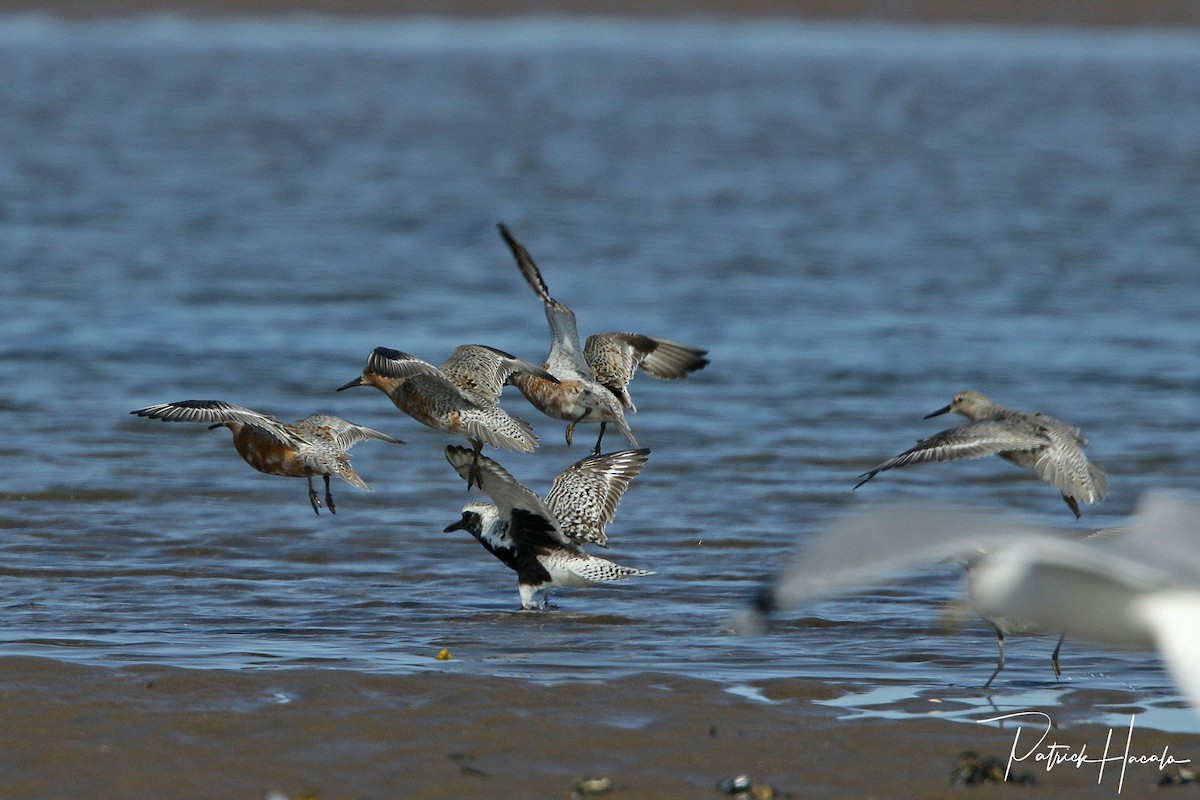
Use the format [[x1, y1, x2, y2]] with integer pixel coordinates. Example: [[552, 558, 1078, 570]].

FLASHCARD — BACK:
[[2, 15, 1199, 730]]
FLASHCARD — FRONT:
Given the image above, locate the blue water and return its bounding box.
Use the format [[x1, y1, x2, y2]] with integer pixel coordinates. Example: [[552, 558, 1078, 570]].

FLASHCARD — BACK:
[[2, 14, 1199, 730]]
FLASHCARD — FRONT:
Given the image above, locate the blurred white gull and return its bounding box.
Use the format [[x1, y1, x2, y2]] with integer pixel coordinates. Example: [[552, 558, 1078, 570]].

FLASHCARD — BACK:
[[743, 492, 1200, 708]]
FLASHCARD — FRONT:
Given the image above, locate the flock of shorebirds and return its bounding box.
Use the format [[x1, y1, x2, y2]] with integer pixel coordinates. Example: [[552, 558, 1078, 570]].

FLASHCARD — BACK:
[[132, 224, 708, 610], [124, 223, 1200, 705], [132, 223, 1112, 620]]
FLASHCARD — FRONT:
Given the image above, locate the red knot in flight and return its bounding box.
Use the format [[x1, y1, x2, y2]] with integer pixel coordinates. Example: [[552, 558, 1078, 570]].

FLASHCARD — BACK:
[[130, 400, 403, 514], [498, 222, 709, 455], [337, 344, 555, 487], [855, 390, 1108, 518]]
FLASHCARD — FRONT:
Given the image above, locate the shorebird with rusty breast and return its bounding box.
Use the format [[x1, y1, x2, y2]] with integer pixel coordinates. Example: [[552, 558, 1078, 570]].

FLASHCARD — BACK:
[[855, 390, 1108, 518], [130, 400, 403, 514], [443, 444, 654, 609], [497, 223, 709, 455], [337, 344, 555, 488]]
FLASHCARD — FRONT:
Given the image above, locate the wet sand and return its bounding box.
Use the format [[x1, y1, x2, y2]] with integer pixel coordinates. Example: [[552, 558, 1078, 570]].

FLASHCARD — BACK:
[[0, 656, 1195, 798], [2, 5, 1196, 798]]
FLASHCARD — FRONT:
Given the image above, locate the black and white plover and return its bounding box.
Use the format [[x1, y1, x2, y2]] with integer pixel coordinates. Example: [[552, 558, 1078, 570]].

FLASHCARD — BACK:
[[443, 444, 653, 609]]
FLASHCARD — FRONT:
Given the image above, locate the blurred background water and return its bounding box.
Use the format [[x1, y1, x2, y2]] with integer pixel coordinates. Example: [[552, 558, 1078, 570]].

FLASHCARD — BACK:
[[2, 15, 1199, 729]]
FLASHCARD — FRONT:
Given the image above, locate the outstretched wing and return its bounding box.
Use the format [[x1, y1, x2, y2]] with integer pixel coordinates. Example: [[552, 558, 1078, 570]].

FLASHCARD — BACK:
[[584, 333, 709, 410], [130, 400, 296, 445], [440, 344, 557, 407], [746, 493, 1197, 657], [498, 222, 552, 305], [855, 420, 1050, 488], [544, 448, 651, 546], [445, 445, 580, 553], [497, 223, 593, 380], [362, 347, 444, 381], [291, 413, 404, 450], [1032, 419, 1107, 505]]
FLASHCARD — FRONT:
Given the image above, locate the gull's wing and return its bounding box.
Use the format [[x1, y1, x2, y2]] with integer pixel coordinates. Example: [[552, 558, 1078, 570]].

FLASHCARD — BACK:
[[1136, 591, 1200, 712], [130, 400, 296, 445], [445, 445, 580, 553], [1101, 491, 1200, 584], [544, 448, 650, 546], [758, 503, 1047, 614], [968, 537, 1164, 647], [746, 492, 1200, 711], [754, 494, 1195, 643]]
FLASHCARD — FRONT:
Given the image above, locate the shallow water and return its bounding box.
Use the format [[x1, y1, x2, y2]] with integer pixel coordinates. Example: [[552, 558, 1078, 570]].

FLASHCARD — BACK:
[[2, 14, 1200, 731]]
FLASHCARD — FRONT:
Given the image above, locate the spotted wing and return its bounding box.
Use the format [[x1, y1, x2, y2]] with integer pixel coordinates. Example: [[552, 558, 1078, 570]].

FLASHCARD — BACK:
[[585, 333, 710, 411], [497, 223, 593, 381], [130, 400, 297, 445], [362, 347, 445, 381], [440, 344, 556, 408], [291, 413, 404, 449], [445, 445, 581, 554], [544, 448, 650, 547], [855, 420, 1049, 488], [1032, 418, 1108, 506]]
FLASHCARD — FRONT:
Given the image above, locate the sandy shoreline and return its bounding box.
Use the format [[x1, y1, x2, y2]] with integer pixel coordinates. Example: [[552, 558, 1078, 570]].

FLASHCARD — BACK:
[[0, 656, 1195, 798], [1, 0, 1199, 26]]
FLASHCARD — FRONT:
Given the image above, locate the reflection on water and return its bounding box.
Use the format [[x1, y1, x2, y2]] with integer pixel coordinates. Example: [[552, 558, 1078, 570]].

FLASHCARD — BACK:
[[823, 681, 1200, 735], [2, 15, 1200, 731]]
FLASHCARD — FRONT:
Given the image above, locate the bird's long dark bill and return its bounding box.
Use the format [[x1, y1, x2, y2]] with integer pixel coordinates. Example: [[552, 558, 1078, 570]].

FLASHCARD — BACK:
[[924, 404, 952, 418], [444, 517, 468, 533], [336, 377, 365, 392]]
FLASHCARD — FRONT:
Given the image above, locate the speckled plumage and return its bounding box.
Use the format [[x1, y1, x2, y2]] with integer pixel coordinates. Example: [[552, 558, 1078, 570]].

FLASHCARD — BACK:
[[443, 445, 653, 609], [543, 447, 650, 546], [130, 399, 403, 514], [338, 345, 553, 455], [497, 223, 708, 453], [855, 390, 1108, 517], [583, 332, 710, 412]]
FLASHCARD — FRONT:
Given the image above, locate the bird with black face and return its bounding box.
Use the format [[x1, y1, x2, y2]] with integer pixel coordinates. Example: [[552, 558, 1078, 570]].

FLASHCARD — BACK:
[[443, 444, 653, 609]]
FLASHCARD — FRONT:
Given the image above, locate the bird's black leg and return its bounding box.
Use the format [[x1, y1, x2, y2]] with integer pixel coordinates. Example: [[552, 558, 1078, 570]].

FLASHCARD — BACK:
[[591, 422, 608, 456], [1063, 494, 1081, 519], [983, 626, 1005, 690], [1051, 633, 1066, 679], [324, 474, 336, 515], [467, 439, 484, 490], [306, 474, 322, 515]]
